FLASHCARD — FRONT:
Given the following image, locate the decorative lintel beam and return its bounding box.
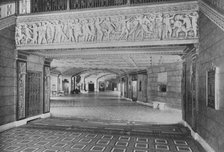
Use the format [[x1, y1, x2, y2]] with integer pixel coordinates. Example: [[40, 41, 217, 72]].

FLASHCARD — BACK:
[[15, 1, 199, 50]]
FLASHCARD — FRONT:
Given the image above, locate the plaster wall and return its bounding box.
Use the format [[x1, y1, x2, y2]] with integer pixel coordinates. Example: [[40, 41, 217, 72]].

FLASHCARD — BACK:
[[0, 25, 16, 125], [196, 12, 224, 152], [147, 62, 182, 109]]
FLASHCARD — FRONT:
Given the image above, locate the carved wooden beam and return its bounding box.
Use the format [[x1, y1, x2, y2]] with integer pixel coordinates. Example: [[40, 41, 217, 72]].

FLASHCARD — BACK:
[[16, 1, 199, 50]]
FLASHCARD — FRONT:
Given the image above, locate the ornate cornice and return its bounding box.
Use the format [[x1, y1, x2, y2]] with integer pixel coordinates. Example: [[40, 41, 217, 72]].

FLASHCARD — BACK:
[[199, 0, 224, 32], [0, 15, 16, 31]]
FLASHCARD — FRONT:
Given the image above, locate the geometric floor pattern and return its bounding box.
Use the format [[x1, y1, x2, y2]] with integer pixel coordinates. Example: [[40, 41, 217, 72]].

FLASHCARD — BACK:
[[0, 120, 206, 152]]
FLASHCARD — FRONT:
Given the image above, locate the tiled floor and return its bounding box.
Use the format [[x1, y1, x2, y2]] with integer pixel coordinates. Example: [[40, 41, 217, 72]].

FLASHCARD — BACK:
[[0, 92, 205, 152], [50, 91, 182, 124], [0, 118, 206, 152]]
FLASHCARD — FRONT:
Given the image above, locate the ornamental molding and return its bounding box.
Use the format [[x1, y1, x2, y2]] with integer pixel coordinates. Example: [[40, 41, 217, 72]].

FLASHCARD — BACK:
[[0, 15, 16, 31], [16, 1, 199, 50], [199, 0, 224, 32]]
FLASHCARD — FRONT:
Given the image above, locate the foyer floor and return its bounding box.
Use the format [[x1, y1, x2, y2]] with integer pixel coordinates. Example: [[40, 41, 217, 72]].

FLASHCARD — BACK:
[[0, 117, 206, 152], [50, 91, 182, 124], [0, 92, 206, 152]]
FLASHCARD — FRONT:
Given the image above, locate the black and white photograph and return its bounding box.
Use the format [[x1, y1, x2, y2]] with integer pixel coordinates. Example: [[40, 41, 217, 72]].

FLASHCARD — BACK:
[[0, 0, 222, 152]]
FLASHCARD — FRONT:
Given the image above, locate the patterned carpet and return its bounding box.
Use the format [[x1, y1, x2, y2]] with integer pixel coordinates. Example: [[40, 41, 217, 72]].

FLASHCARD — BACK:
[[0, 118, 206, 152]]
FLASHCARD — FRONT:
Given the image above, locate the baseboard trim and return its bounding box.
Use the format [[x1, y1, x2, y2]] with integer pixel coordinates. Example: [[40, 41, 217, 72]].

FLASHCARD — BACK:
[[180, 120, 215, 152], [122, 97, 132, 101], [136, 100, 153, 107], [0, 113, 51, 132]]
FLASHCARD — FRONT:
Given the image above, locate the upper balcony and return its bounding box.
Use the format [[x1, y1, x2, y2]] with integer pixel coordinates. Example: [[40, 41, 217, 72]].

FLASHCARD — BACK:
[[0, 0, 196, 17], [0, 0, 199, 51]]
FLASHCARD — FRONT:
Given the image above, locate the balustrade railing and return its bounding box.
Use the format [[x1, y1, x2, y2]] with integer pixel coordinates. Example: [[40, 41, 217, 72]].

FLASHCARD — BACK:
[[0, 0, 192, 18], [0, 1, 16, 19], [70, 0, 127, 10], [130, 0, 178, 4], [31, 0, 67, 13], [27, 0, 189, 14]]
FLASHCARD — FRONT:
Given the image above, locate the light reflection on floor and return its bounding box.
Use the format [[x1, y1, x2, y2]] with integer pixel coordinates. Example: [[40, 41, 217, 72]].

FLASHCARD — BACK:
[[50, 91, 182, 124]]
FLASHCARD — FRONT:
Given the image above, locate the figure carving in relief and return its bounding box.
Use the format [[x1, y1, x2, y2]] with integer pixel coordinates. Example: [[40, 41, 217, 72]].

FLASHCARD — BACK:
[[162, 13, 174, 39], [189, 12, 198, 37], [88, 18, 97, 42], [102, 17, 116, 41], [54, 21, 67, 43], [147, 14, 156, 32], [73, 18, 83, 42], [173, 14, 189, 38], [31, 23, 38, 44], [82, 19, 92, 42], [135, 15, 153, 40], [16, 25, 25, 45], [46, 21, 55, 43], [95, 17, 104, 41], [181, 14, 192, 38], [119, 16, 131, 40], [37, 22, 47, 44], [127, 17, 139, 40], [67, 20, 75, 42], [24, 24, 32, 44], [155, 13, 163, 39]]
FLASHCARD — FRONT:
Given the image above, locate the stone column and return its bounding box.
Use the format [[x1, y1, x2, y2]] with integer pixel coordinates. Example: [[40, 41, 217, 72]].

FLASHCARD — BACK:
[[67, 0, 70, 10]]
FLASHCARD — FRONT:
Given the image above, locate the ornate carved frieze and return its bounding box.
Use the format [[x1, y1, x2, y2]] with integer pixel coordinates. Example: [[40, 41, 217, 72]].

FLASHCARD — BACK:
[[17, 61, 27, 120], [16, 1, 198, 50]]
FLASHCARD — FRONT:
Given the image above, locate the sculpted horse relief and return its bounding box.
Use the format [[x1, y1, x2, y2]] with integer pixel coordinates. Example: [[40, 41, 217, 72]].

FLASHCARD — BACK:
[[15, 12, 198, 45]]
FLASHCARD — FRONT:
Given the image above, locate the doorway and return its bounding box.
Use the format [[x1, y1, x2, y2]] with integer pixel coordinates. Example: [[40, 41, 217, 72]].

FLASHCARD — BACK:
[[132, 80, 137, 101], [89, 82, 95, 92], [26, 71, 41, 117]]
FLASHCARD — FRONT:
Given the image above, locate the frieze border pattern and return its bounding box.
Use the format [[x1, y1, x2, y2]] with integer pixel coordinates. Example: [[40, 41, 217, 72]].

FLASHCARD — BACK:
[[199, 0, 224, 32], [15, 1, 199, 50]]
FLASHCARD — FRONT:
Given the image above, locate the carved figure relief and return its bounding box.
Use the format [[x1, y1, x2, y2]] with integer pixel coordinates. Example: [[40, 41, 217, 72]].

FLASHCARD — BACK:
[[16, 11, 198, 46]]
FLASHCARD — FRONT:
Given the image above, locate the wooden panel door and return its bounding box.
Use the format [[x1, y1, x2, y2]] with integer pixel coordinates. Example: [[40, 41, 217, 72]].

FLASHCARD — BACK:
[[44, 66, 50, 113], [26, 71, 42, 117], [17, 61, 27, 120]]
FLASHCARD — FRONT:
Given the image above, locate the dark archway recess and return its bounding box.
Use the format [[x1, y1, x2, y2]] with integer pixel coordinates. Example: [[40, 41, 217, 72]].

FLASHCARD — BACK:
[[88, 82, 94, 92]]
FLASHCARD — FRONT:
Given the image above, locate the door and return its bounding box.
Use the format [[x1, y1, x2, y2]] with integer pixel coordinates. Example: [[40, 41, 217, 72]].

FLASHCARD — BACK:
[[132, 80, 137, 101], [183, 59, 197, 131], [26, 71, 42, 117], [89, 83, 94, 92]]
